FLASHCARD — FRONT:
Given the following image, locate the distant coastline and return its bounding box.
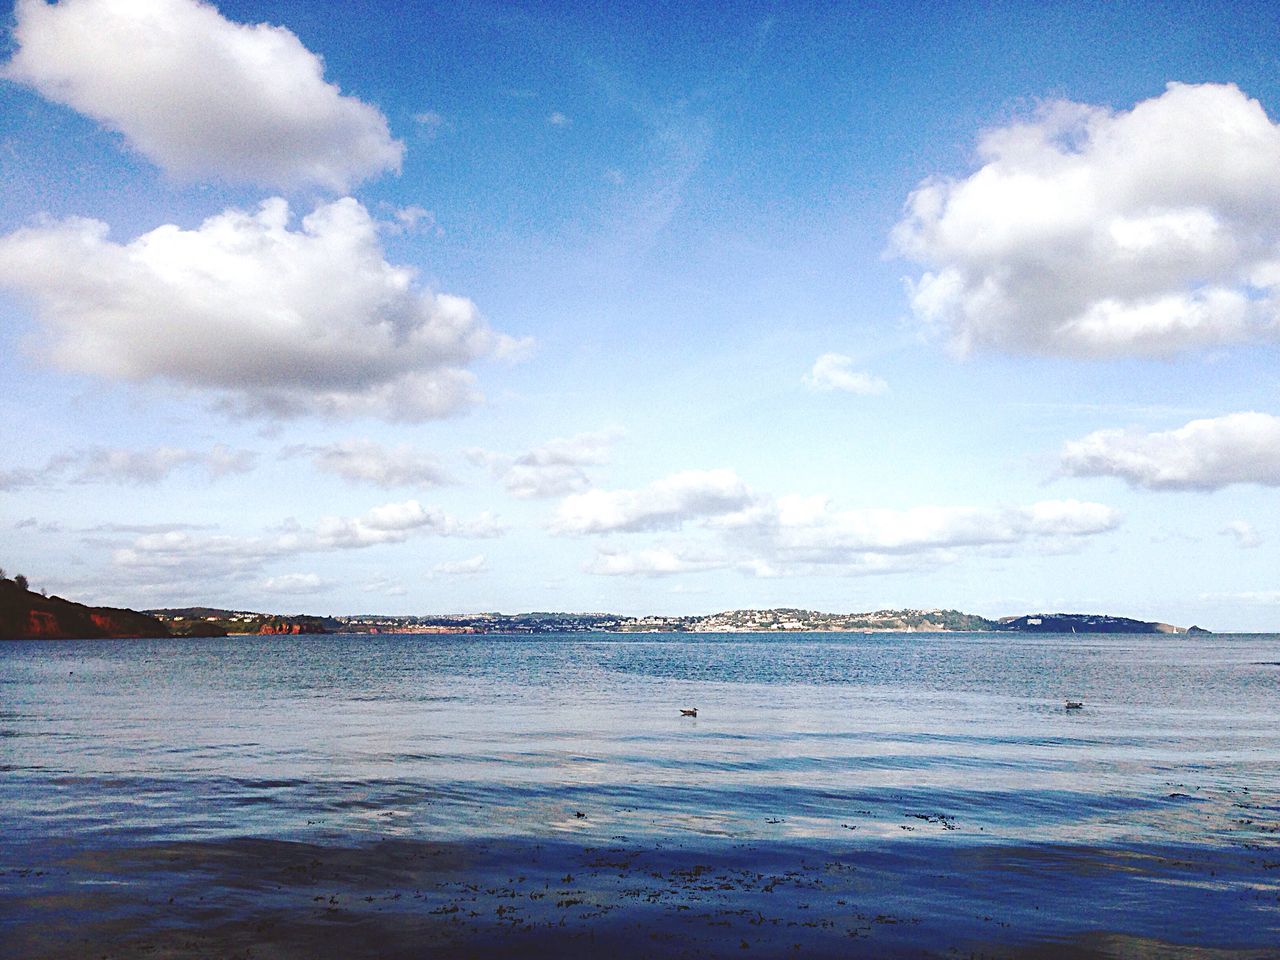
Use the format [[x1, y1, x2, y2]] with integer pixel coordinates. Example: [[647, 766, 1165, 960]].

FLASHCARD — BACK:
[[143, 605, 1211, 638], [0, 575, 1215, 640], [145, 601, 1213, 640]]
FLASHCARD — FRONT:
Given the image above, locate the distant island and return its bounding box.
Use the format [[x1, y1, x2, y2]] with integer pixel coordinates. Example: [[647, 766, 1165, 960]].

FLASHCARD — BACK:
[[0, 573, 1212, 640]]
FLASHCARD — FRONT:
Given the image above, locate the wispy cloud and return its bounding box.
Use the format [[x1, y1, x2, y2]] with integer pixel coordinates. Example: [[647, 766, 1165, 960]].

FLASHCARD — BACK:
[[286, 439, 451, 489], [106, 500, 503, 588], [802, 353, 888, 395], [469, 429, 622, 499], [430, 554, 488, 577], [0, 445, 256, 490], [413, 110, 445, 139], [260, 573, 333, 595], [1221, 520, 1263, 549]]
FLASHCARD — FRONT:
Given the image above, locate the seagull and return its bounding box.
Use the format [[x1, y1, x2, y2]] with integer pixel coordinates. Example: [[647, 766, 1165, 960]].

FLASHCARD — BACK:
[[680, 708, 698, 717], [1065, 700, 1084, 709]]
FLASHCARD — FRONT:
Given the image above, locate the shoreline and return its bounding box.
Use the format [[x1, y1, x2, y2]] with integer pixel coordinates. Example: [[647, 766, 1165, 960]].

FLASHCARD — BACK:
[[5, 832, 1277, 959]]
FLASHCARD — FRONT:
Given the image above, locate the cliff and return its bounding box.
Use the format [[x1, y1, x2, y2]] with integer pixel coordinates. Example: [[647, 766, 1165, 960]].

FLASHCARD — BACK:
[[0, 579, 170, 640]]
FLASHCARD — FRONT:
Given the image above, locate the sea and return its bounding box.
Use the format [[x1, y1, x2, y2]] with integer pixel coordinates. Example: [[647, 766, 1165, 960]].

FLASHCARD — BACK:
[[3, 631, 1279, 958]]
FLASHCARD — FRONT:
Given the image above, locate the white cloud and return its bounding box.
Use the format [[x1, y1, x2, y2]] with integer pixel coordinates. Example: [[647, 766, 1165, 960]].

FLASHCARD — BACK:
[[553, 468, 755, 534], [106, 499, 501, 590], [430, 554, 487, 576], [261, 573, 332, 595], [112, 530, 289, 582], [1060, 412, 1280, 490], [721, 495, 1119, 564], [0, 198, 514, 422], [4, 0, 402, 190], [361, 575, 406, 596], [1199, 589, 1280, 606], [470, 429, 621, 499], [585, 547, 724, 577], [414, 111, 445, 137], [893, 83, 1280, 358], [290, 439, 450, 488], [387, 205, 438, 235], [1221, 521, 1263, 549], [557, 469, 1120, 577], [0, 444, 256, 489], [802, 353, 888, 395], [315, 500, 502, 549]]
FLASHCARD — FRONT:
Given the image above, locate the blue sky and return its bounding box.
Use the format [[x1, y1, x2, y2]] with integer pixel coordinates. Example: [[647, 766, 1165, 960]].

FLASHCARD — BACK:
[[2, 0, 1279, 628]]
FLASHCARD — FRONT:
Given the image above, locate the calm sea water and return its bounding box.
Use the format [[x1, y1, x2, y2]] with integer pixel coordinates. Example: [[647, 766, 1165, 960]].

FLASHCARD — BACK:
[[3, 631, 1278, 850]]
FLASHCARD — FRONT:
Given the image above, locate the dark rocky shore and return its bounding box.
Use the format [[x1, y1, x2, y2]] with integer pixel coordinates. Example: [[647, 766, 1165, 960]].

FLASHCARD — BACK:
[[5, 833, 1277, 959]]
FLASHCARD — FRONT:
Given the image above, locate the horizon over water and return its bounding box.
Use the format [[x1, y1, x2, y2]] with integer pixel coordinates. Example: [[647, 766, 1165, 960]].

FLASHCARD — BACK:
[[3, 630, 1279, 958]]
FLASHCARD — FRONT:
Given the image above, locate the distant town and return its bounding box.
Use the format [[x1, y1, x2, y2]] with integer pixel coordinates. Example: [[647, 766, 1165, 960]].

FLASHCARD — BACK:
[[145, 606, 1207, 637]]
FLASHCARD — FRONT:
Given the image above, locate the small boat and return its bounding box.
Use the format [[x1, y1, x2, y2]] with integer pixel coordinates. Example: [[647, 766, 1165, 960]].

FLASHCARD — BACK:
[[1065, 700, 1084, 709], [680, 707, 698, 717]]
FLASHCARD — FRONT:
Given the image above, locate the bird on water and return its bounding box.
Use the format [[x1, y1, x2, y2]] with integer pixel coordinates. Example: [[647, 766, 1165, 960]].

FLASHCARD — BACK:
[[680, 708, 698, 717]]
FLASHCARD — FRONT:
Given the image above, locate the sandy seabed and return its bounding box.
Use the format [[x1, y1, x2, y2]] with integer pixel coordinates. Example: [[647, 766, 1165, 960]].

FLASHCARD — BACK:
[[4, 831, 1278, 960]]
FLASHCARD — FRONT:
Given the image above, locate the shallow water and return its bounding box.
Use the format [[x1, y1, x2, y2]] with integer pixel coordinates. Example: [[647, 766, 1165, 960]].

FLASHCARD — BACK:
[[3, 631, 1279, 957]]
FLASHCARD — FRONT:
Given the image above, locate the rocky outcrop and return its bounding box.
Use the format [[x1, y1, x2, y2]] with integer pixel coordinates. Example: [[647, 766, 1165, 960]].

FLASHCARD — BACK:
[[259, 620, 305, 635], [0, 579, 170, 640], [169, 620, 229, 638], [257, 617, 330, 635]]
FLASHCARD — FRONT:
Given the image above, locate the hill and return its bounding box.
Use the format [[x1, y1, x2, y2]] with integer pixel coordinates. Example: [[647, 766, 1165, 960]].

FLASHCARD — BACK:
[[995, 613, 1191, 634], [0, 578, 169, 640]]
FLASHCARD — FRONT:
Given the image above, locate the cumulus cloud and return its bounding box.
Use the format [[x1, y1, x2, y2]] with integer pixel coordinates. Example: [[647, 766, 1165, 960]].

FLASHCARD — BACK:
[[1060, 412, 1280, 490], [802, 353, 888, 395], [1221, 521, 1263, 549], [557, 470, 1120, 576], [553, 469, 755, 534], [893, 83, 1280, 357], [0, 198, 514, 421], [470, 430, 621, 499], [0, 444, 256, 490], [4, 0, 402, 189], [288, 439, 450, 488]]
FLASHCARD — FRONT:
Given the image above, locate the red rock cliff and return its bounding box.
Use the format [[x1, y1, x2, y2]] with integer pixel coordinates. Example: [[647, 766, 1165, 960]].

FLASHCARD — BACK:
[[0, 579, 170, 640]]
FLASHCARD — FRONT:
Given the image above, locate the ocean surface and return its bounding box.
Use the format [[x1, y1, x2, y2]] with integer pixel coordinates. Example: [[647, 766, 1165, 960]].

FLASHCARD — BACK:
[[3, 631, 1279, 958]]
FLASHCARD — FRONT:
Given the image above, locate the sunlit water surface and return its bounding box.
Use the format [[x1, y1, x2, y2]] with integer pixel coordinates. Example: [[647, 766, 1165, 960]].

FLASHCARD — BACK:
[[4, 631, 1278, 850]]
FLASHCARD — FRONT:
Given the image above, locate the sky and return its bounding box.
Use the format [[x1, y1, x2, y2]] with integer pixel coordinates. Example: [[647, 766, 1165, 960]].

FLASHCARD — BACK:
[[1, 0, 1279, 629]]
